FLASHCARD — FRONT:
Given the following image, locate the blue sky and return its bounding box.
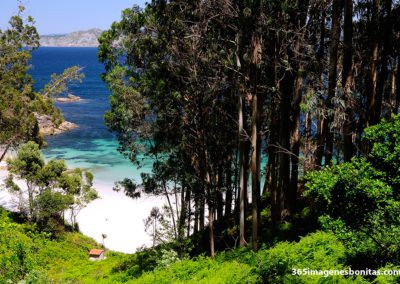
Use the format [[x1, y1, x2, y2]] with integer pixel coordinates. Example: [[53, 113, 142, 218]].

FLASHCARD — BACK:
[[0, 0, 147, 34]]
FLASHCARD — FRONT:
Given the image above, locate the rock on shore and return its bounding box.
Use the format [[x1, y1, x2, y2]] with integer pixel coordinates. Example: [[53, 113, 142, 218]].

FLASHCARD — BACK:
[[35, 114, 78, 136], [56, 94, 81, 103]]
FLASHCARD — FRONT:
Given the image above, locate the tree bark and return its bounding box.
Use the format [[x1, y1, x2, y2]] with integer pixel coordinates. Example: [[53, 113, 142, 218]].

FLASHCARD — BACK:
[[289, 0, 309, 213], [342, 0, 354, 162], [367, 0, 381, 126], [322, 0, 342, 165], [250, 33, 261, 251], [239, 92, 248, 246], [225, 156, 233, 218], [178, 180, 187, 239], [163, 181, 178, 240], [208, 202, 215, 257], [315, 3, 326, 168]]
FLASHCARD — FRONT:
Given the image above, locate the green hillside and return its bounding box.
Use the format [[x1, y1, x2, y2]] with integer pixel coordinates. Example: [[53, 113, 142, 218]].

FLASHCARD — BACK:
[[1, 207, 399, 283]]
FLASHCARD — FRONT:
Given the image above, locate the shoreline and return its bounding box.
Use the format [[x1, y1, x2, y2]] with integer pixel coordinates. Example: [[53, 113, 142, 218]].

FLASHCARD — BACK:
[[38, 46, 98, 48], [0, 167, 166, 254]]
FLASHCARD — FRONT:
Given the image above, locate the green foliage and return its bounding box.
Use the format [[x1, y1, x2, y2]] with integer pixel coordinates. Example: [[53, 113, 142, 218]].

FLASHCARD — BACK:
[[132, 256, 258, 284], [2, 211, 399, 283], [0, 209, 43, 283], [305, 115, 400, 264], [5, 142, 98, 232], [363, 114, 400, 189], [0, 6, 43, 151], [257, 231, 347, 283], [0, 7, 85, 157], [156, 249, 179, 268], [42, 66, 85, 98]]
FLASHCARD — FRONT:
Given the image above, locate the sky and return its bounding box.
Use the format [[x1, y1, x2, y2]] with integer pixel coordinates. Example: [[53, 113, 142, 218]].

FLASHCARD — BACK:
[[0, 0, 147, 34]]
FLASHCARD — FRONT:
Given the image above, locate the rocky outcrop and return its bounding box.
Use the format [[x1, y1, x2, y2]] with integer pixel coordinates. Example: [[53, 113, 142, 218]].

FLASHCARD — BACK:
[[35, 114, 78, 136], [56, 94, 81, 103], [40, 29, 102, 47]]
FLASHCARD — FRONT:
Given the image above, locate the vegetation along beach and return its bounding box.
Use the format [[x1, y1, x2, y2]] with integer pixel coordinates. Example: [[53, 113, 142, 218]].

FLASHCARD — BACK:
[[1, 0, 400, 283]]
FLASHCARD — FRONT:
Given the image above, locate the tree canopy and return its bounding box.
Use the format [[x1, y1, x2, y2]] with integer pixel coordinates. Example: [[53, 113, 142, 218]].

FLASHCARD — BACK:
[[5, 141, 98, 233], [99, 0, 400, 257], [0, 6, 84, 161]]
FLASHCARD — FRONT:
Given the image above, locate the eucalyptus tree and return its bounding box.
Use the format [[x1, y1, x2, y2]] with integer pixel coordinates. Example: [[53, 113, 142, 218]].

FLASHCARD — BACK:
[[99, 0, 400, 257]]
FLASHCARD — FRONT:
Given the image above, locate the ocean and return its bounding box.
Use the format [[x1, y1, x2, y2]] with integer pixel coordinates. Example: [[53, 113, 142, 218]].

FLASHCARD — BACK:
[[29, 47, 162, 253], [30, 47, 151, 185]]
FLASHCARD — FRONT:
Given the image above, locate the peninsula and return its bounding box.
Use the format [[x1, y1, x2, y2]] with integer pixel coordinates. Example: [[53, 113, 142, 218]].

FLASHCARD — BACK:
[[40, 29, 102, 47]]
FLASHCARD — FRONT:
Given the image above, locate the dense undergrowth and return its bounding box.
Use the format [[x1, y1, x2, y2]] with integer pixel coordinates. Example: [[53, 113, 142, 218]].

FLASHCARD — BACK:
[[1, 207, 400, 284]]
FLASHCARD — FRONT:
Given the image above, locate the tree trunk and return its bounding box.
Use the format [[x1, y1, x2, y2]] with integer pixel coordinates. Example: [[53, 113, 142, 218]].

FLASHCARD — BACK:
[[186, 187, 192, 238], [225, 156, 233, 218], [194, 189, 199, 234], [322, 0, 342, 165], [342, 0, 354, 162], [208, 203, 215, 257], [0, 144, 11, 162], [163, 181, 178, 239], [250, 33, 261, 251], [278, 71, 294, 221], [199, 193, 205, 231], [314, 3, 326, 168], [304, 111, 312, 173], [216, 166, 224, 221], [367, 0, 381, 126], [239, 93, 247, 246], [378, 0, 392, 118], [178, 181, 187, 239], [395, 58, 400, 114]]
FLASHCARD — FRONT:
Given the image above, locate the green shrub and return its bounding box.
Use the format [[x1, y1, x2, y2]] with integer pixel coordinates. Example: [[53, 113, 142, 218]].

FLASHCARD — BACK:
[[132, 256, 258, 284], [257, 231, 348, 283]]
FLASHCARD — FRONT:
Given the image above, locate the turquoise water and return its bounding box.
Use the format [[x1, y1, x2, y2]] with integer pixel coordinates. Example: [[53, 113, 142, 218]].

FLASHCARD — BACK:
[[30, 47, 151, 184]]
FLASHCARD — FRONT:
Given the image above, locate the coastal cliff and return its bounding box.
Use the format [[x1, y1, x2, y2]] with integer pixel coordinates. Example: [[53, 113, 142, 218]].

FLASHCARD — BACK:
[[40, 29, 102, 47]]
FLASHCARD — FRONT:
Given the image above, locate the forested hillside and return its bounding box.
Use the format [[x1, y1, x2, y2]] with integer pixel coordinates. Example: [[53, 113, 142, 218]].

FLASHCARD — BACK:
[[1, 206, 399, 283], [2, 0, 400, 283], [99, 0, 400, 256]]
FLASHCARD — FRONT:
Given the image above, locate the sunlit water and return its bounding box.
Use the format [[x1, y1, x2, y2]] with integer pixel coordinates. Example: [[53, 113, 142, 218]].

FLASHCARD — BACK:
[[29, 47, 160, 253], [31, 47, 151, 184]]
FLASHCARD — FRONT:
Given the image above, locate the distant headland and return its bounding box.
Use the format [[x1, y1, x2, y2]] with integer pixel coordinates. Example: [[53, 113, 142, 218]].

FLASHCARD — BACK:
[[40, 28, 102, 47]]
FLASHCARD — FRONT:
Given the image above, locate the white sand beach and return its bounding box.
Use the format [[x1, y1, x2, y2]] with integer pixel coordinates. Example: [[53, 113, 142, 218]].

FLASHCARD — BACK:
[[0, 166, 167, 254]]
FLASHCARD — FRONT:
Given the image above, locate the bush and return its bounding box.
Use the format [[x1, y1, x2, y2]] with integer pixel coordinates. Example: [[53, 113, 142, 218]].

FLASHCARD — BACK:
[[132, 256, 259, 284], [257, 231, 349, 283]]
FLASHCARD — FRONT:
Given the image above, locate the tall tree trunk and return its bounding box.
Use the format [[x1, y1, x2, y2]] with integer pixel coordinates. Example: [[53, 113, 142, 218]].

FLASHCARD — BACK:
[[199, 193, 205, 231], [250, 34, 261, 251], [194, 189, 199, 234], [322, 0, 342, 165], [216, 166, 224, 220], [315, 2, 326, 168], [342, 0, 354, 162], [289, 0, 309, 212], [395, 58, 400, 114], [225, 156, 233, 218], [208, 202, 215, 257], [163, 181, 178, 240], [186, 187, 192, 238], [278, 74, 294, 221], [378, 0, 392, 118], [178, 180, 187, 239], [367, 0, 381, 126], [239, 93, 248, 246], [266, 110, 279, 227], [304, 111, 312, 173]]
